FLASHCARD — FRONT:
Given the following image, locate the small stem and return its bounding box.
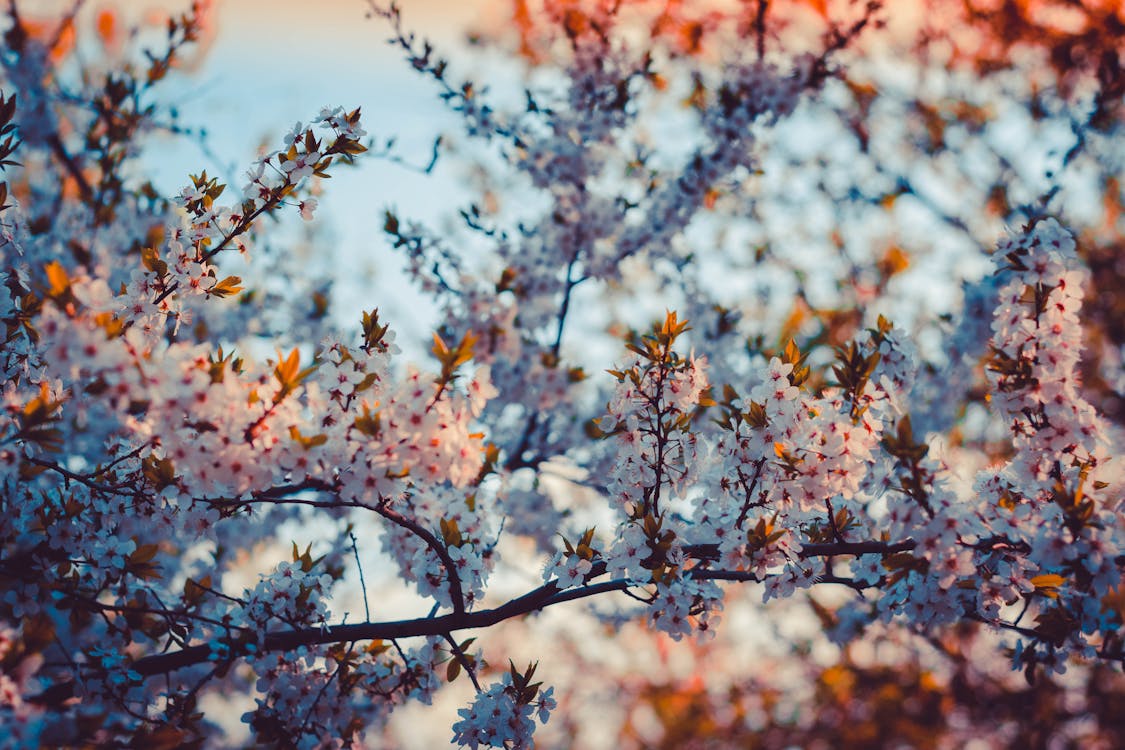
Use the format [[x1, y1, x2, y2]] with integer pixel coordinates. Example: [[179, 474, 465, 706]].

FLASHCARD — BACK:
[[350, 532, 372, 622], [442, 632, 482, 693]]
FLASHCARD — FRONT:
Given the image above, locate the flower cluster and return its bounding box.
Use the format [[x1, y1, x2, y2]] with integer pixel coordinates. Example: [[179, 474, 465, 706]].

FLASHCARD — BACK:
[[451, 663, 555, 750], [590, 313, 727, 638], [244, 638, 445, 749], [242, 558, 334, 631], [972, 218, 1121, 672], [379, 484, 498, 610]]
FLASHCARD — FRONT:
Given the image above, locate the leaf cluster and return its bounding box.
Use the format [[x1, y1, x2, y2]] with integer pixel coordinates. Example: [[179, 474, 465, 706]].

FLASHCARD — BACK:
[[832, 340, 880, 421], [432, 329, 476, 386], [272, 347, 319, 404], [506, 660, 544, 706], [0, 90, 19, 215], [560, 527, 599, 562]]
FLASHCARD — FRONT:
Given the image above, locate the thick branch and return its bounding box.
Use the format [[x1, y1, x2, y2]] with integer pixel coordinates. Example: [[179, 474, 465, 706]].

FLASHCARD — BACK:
[[123, 543, 906, 679], [111, 537, 1125, 682], [131, 576, 627, 677], [684, 539, 918, 561]]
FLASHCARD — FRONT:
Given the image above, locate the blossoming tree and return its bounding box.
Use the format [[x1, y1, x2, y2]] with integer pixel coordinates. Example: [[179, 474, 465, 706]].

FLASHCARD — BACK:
[[1, 0, 1123, 747]]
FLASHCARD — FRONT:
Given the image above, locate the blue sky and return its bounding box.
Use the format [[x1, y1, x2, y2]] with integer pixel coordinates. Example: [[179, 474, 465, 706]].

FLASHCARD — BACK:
[[141, 0, 497, 347]]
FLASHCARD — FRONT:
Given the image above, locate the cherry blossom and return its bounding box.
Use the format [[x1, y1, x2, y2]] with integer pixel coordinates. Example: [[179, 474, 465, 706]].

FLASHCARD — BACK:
[[1, 1, 1123, 747]]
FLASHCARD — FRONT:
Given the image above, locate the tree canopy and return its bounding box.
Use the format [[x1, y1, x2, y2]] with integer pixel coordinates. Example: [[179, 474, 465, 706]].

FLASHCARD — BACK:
[[1, 1, 1123, 747]]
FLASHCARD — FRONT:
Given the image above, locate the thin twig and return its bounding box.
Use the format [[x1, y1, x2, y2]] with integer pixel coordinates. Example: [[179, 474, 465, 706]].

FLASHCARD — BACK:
[[350, 532, 371, 622]]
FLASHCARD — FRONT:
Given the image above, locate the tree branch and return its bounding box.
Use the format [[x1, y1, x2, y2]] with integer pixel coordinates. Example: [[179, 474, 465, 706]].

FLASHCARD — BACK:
[[374, 501, 467, 615]]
